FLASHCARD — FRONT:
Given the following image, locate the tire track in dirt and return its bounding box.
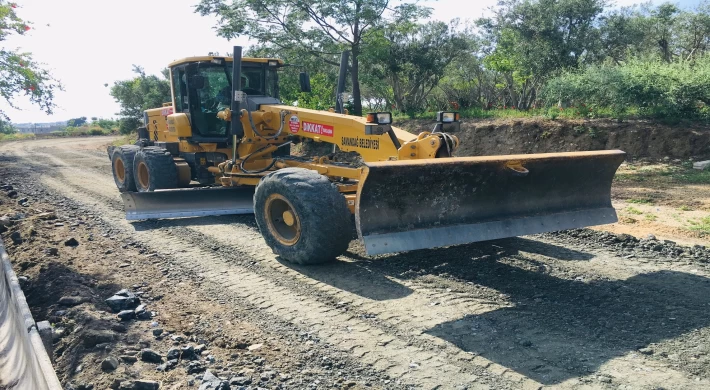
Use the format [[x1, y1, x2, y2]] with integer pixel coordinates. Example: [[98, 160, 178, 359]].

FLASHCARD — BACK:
[[16, 142, 568, 388], [6, 141, 512, 388], [4, 137, 710, 389]]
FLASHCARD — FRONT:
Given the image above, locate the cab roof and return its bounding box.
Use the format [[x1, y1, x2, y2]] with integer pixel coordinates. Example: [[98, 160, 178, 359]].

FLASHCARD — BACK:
[[168, 56, 285, 68]]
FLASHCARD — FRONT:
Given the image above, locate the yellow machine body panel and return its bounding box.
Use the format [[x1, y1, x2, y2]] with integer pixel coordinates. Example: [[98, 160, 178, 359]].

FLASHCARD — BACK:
[[144, 106, 172, 142], [168, 56, 284, 68], [257, 105, 416, 162], [167, 113, 192, 138]]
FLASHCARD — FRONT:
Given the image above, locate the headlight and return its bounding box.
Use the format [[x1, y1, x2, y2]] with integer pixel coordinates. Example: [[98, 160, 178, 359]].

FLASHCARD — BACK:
[[376, 112, 392, 124], [436, 111, 460, 123], [366, 112, 392, 125]]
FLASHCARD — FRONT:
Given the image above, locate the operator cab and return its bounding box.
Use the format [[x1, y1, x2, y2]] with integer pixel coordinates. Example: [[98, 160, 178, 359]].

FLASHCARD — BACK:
[[168, 56, 283, 142]]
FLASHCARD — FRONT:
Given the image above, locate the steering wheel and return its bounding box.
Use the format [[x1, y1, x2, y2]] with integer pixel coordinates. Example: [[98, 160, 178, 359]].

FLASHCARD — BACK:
[[243, 87, 262, 96]]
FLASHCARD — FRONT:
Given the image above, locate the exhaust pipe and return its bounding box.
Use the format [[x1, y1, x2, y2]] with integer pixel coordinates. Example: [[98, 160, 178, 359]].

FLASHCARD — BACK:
[[231, 46, 244, 161]]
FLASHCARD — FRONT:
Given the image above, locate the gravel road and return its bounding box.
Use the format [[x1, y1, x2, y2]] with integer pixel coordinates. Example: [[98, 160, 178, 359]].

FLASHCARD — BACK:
[[1, 136, 709, 390]]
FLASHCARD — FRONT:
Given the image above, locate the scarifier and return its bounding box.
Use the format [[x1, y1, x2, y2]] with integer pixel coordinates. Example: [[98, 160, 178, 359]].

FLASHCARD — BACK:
[[108, 46, 626, 264]]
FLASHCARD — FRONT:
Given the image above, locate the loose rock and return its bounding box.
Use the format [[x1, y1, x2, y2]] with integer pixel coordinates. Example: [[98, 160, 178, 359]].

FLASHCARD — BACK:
[[140, 348, 163, 363], [133, 380, 160, 390], [167, 347, 181, 361], [64, 237, 79, 247], [58, 296, 85, 306], [230, 376, 251, 386], [83, 330, 115, 348], [111, 324, 128, 333], [199, 370, 230, 390], [120, 355, 137, 363], [101, 356, 120, 371], [117, 310, 135, 321], [186, 361, 205, 374], [181, 345, 196, 360], [10, 231, 22, 245]]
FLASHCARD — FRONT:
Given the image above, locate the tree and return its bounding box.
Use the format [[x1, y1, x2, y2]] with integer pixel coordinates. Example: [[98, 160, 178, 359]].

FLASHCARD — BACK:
[[246, 44, 340, 109], [0, 118, 16, 134], [0, 1, 61, 121], [109, 65, 171, 134], [67, 116, 87, 127], [366, 19, 471, 115], [477, 0, 607, 108], [196, 0, 429, 116]]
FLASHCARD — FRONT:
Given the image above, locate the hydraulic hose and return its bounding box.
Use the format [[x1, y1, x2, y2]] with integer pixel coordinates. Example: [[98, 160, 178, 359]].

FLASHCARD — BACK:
[[239, 141, 293, 174], [242, 105, 288, 140]]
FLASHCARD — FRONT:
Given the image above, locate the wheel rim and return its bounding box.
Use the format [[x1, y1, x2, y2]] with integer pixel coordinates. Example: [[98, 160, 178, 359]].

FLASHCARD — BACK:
[[264, 193, 301, 246], [137, 161, 150, 189], [114, 158, 125, 184]]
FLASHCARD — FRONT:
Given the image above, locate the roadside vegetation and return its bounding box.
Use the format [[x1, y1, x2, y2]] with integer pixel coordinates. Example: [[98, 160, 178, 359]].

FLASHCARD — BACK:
[[614, 163, 710, 186], [0, 116, 119, 142]]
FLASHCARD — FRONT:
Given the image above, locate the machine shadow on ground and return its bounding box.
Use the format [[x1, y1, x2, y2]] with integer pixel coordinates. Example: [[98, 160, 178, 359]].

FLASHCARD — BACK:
[[502, 237, 594, 261], [409, 253, 710, 385], [275, 237, 590, 302], [131, 214, 257, 231], [302, 237, 710, 385], [276, 256, 414, 301]]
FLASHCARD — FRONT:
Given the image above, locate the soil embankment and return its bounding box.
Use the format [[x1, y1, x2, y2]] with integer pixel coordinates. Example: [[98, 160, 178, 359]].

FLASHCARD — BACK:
[[398, 118, 710, 160]]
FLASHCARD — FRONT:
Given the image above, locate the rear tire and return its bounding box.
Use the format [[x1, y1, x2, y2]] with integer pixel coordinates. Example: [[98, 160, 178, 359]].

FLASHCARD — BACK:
[[133, 147, 178, 192], [254, 168, 352, 265], [111, 145, 139, 192]]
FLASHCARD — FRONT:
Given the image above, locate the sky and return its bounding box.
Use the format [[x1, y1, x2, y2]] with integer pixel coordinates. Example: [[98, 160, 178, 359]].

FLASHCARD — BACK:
[[2, 0, 703, 124]]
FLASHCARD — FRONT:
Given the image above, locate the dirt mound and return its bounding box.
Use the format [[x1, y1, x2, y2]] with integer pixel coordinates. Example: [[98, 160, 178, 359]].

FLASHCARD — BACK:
[[398, 118, 710, 160]]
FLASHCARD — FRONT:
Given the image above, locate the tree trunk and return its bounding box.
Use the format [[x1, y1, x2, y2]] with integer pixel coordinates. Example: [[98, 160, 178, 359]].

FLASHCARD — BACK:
[[351, 46, 363, 116]]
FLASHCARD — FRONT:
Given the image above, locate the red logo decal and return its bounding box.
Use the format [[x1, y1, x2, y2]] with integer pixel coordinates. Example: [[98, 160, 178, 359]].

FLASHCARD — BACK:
[[161, 107, 174, 116], [302, 121, 333, 137], [288, 115, 300, 133]]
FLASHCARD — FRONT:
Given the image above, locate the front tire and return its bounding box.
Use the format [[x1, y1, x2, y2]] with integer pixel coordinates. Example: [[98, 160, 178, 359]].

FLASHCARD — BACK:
[[254, 168, 352, 265], [111, 145, 139, 192], [133, 147, 178, 192]]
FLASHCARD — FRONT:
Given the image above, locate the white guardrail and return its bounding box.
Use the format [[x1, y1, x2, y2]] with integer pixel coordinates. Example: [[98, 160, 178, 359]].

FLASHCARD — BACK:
[[0, 238, 62, 389]]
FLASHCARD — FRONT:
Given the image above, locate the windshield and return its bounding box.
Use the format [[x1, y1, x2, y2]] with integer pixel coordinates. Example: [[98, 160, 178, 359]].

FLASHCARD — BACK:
[[186, 62, 278, 137]]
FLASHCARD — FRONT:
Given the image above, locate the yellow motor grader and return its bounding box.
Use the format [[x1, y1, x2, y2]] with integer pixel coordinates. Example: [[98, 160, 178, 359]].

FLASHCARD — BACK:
[[108, 46, 625, 264]]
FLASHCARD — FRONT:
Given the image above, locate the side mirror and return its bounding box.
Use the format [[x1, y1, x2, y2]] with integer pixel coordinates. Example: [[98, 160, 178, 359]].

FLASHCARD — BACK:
[[299, 72, 311, 93], [192, 75, 205, 89]]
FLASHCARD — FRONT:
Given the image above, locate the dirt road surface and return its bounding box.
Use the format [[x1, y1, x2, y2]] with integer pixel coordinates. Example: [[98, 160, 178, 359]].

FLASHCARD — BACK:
[[1, 136, 709, 390]]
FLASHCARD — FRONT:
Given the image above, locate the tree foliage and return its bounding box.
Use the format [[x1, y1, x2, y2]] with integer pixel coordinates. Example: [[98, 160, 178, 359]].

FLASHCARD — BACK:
[[189, 0, 710, 120], [67, 116, 87, 127], [109, 66, 171, 134], [0, 1, 61, 121], [542, 57, 710, 120], [0, 118, 15, 134], [196, 0, 432, 115]]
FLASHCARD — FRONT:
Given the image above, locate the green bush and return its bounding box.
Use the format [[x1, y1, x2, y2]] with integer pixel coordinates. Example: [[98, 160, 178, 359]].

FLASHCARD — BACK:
[[95, 118, 119, 130], [119, 118, 141, 135], [542, 57, 710, 121], [0, 133, 35, 142]]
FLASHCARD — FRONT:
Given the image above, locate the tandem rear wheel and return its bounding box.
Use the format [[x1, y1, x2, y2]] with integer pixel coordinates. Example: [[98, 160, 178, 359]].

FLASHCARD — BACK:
[[133, 147, 179, 192], [254, 168, 352, 265], [110, 145, 139, 192]]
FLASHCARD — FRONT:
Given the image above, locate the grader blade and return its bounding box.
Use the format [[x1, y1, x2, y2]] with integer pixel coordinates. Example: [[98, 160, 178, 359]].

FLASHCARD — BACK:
[[356, 150, 626, 255], [121, 187, 255, 220]]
